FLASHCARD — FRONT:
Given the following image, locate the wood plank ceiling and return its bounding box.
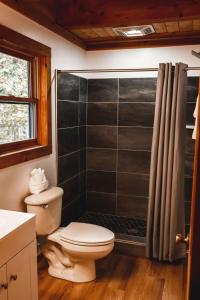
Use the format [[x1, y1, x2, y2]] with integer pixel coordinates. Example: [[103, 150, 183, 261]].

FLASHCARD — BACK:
[[2, 0, 200, 50]]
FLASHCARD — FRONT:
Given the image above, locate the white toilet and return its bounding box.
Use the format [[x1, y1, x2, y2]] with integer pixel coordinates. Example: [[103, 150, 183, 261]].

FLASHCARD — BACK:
[[24, 187, 114, 283]]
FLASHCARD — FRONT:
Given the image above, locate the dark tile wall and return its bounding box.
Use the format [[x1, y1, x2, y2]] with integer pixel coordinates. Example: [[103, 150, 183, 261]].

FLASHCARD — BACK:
[[86, 78, 157, 219], [57, 73, 87, 225], [184, 77, 198, 233], [86, 77, 198, 223], [57, 74, 198, 228]]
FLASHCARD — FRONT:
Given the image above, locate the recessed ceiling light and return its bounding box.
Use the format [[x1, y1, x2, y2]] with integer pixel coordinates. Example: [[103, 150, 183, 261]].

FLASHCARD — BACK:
[[114, 25, 155, 37]]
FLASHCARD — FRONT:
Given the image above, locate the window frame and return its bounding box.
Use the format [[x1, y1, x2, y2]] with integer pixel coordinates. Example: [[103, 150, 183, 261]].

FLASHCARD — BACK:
[[0, 25, 52, 169]]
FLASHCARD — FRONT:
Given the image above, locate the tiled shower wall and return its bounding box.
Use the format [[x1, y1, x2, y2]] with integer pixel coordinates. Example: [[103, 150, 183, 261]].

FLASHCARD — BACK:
[[86, 77, 198, 223], [57, 73, 198, 227], [86, 78, 157, 219], [57, 73, 87, 224]]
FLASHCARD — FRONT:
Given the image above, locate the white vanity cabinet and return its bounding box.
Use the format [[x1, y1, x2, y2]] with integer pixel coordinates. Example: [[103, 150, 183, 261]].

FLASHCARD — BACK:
[[0, 265, 7, 300], [0, 210, 38, 300]]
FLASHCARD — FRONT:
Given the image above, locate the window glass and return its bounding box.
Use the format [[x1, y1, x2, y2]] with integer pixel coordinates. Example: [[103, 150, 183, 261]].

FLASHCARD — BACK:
[[0, 52, 30, 98], [0, 102, 33, 144]]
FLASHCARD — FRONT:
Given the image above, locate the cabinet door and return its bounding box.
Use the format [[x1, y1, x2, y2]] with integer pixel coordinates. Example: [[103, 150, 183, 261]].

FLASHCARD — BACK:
[[7, 241, 38, 300], [0, 265, 7, 300]]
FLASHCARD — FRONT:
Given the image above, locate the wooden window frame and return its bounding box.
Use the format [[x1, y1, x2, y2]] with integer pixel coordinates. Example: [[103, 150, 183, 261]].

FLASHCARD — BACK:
[[0, 25, 52, 169]]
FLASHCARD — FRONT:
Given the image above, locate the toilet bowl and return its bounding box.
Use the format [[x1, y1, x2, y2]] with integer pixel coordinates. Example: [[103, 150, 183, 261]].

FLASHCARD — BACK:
[[24, 187, 114, 282]]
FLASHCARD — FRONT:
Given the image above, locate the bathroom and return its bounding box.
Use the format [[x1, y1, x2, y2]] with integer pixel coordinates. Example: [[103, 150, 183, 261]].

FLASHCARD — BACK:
[[0, 1, 200, 300]]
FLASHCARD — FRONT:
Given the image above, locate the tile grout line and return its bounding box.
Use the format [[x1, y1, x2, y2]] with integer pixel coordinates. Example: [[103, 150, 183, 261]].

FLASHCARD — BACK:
[[87, 190, 149, 198], [87, 169, 150, 176], [58, 147, 86, 159], [59, 170, 86, 187], [87, 147, 152, 152]]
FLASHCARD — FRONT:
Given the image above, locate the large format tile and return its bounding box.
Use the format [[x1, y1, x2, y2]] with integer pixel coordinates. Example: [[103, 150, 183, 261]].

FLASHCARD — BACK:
[[185, 201, 191, 225], [78, 102, 86, 126], [118, 127, 153, 150], [186, 102, 196, 125], [58, 127, 79, 156], [79, 172, 86, 195], [87, 148, 117, 171], [87, 102, 117, 125], [79, 77, 87, 102], [79, 126, 86, 148], [184, 176, 192, 202], [87, 191, 116, 214], [117, 194, 148, 219], [185, 152, 194, 176], [88, 79, 118, 102], [57, 73, 79, 100], [87, 170, 116, 193], [185, 128, 195, 154], [58, 152, 79, 184], [79, 149, 86, 172], [117, 173, 149, 197], [119, 78, 157, 102], [118, 103, 155, 126], [61, 196, 85, 225], [87, 126, 117, 148], [118, 150, 151, 174], [187, 77, 199, 102], [57, 100, 78, 128], [59, 174, 80, 208]]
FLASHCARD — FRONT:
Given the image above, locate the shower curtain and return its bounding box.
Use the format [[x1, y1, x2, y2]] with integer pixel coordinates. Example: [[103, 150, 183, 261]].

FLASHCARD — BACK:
[[146, 63, 187, 262]]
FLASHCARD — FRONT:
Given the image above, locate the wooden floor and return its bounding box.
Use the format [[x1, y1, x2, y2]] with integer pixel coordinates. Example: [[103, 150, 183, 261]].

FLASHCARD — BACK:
[[38, 252, 186, 300]]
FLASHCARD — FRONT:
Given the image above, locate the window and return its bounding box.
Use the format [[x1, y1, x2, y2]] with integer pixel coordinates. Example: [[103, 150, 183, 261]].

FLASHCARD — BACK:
[[0, 51, 36, 145], [0, 25, 52, 168]]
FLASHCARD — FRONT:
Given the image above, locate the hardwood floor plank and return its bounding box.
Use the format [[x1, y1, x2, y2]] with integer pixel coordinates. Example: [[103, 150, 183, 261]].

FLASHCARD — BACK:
[[38, 253, 185, 300]]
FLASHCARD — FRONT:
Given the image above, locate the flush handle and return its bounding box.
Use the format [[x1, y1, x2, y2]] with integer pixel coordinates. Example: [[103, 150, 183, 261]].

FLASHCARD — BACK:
[[10, 274, 17, 281], [176, 234, 189, 246], [42, 204, 48, 209], [0, 283, 8, 289]]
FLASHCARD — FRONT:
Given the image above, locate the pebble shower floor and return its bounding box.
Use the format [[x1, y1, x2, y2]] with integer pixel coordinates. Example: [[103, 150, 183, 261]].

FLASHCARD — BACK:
[[78, 212, 146, 242]]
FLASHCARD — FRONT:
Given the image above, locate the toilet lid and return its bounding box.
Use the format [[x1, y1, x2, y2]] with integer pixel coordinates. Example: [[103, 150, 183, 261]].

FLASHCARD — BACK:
[[59, 222, 114, 246]]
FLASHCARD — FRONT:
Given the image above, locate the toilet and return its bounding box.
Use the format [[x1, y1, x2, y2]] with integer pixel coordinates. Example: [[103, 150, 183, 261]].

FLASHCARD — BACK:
[[24, 187, 114, 283]]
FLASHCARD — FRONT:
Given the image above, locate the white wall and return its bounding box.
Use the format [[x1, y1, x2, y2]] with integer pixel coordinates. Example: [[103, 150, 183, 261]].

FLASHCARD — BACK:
[[0, 3, 86, 211], [86, 46, 200, 78]]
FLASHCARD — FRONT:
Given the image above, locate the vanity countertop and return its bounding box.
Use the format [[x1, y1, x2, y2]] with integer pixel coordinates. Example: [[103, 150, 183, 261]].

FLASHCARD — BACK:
[[0, 209, 36, 266]]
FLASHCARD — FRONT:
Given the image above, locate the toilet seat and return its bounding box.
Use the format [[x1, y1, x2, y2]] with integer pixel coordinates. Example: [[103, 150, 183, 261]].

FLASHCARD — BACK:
[[48, 222, 114, 247]]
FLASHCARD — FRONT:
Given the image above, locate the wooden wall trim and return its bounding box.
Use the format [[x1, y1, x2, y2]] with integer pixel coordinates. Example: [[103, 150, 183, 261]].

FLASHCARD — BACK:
[[0, 25, 52, 169], [85, 32, 200, 50]]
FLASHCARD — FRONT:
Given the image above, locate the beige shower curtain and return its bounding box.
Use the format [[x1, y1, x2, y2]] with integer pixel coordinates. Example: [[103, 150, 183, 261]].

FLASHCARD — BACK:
[[146, 63, 187, 262]]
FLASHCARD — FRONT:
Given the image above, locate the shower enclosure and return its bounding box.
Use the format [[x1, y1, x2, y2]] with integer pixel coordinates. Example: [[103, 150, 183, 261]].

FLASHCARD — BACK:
[[56, 69, 198, 249]]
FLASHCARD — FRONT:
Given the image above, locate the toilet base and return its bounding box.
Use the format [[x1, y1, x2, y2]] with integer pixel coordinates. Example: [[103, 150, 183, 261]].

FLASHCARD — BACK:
[[48, 260, 96, 283], [42, 240, 96, 283]]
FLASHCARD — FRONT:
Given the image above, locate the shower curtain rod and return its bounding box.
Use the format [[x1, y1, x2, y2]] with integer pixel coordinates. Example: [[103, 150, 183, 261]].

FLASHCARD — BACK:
[[57, 67, 200, 73]]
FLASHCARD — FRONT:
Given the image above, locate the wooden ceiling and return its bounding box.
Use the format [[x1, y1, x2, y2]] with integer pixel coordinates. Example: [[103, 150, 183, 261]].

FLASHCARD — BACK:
[[2, 0, 200, 50]]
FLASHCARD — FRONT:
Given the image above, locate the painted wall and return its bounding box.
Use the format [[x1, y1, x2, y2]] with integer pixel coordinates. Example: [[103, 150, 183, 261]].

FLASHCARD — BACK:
[[86, 46, 200, 78], [0, 3, 86, 211]]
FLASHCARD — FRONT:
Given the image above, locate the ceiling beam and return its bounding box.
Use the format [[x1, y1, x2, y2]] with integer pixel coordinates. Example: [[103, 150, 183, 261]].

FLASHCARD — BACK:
[[85, 31, 200, 50], [57, 0, 200, 28], [1, 0, 86, 49]]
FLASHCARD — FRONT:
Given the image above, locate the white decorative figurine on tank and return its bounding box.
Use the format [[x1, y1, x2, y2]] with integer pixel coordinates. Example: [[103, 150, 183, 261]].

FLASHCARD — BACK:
[[29, 168, 48, 195]]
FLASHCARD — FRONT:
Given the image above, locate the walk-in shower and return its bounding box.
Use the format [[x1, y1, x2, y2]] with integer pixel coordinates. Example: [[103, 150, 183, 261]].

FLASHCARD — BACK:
[[56, 68, 198, 249]]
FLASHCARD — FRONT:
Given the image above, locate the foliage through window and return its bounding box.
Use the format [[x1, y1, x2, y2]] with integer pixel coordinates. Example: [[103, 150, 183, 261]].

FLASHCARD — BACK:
[[0, 51, 35, 145]]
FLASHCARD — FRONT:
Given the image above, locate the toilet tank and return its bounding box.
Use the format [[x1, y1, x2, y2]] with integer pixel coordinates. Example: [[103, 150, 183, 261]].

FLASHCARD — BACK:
[[24, 187, 63, 236]]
